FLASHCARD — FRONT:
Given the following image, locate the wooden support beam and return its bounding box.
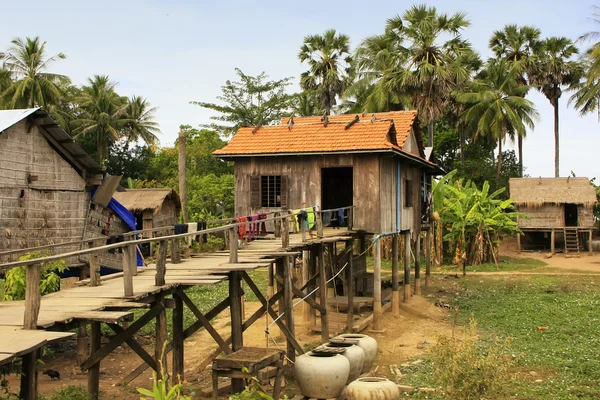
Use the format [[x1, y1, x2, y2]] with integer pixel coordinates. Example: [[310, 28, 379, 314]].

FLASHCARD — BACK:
[[275, 275, 325, 313], [155, 294, 168, 381], [81, 304, 164, 371], [318, 244, 329, 341], [316, 211, 324, 238], [302, 250, 310, 321], [309, 248, 317, 326], [156, 240, 167, 286], [241, 271, 304, 354], [590, 230, 593, 254], [122, 245, 134, 297], [414, 234, 421, 296], [516, 233, 521, 253], [425, 229, 432, 287], [107, 324, 158, 372], [171, 238, 181, 264], [392, 234, 400, 317], [373, 238, 382, 330], [275, 259, 284, 339], [229, 270, 244, 392], [283, 256, 295, 364], [172, 292, 184, 385], [89, 252, 101, 287], [551, 230, 555, 255], [88, 322, 101, 400], [404, 232, 411, 303], [179, 291, 232, 355], [24, 265, 41, 329], [346, 239, 354, 331], [282, 214, 290, 248], [20, 350, 38, 400], [76, 322, 88, 365], [229, 227, 238, 263]]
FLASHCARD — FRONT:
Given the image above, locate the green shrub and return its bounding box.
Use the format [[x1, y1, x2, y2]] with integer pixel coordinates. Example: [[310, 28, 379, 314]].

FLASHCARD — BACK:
[[2, 252, 67, 301], [429, 317, 513, 400], [41, 385, 89, 400]]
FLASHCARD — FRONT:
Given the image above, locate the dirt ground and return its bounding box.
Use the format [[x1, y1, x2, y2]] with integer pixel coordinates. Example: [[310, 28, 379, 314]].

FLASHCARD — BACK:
[[11, 240, 600, 399]]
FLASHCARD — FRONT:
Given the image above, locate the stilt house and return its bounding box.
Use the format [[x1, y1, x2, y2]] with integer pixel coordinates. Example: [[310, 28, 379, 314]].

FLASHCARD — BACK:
[[213, 111, 440, 238], [509, 177, 597, 253]]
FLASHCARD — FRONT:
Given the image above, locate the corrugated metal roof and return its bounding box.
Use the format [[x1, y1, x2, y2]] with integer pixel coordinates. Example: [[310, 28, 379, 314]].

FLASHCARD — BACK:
[[0, 108, 102, 174], [0, 108, 38, 133]]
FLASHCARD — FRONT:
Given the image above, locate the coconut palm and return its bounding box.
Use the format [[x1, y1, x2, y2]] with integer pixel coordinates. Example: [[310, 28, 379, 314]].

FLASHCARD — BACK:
[[0, 37, 70, 108], [343, 34, 410, 113], [458, 60, 538, 177], [571, 7, 600, 118], [489, 25, 542, 176], [293, 90, 322, 117], [384, 4, 472, 147], [299, 29, 353, 115], [74, 75, 128, 168], [0, 65, 11, 109], [122, 96, 160, 145], [579, 6, 600, 83], [529, 37, 581, 177]]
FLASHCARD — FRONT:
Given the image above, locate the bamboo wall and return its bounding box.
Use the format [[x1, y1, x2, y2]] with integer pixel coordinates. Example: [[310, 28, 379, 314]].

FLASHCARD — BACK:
[[516, 204, 595, 228]]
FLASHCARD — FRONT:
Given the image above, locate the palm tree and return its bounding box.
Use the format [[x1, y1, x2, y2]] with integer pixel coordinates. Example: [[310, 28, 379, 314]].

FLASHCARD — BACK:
[[122, 96, 160, 145], [529, 37, 581, 177], [0, 65, 12, 109], [299, 29, 353, 115], [489, 25, 542, 176], [74, 75, 128, 168], [343, 34, 410, 113], [385, 4, 472, 147], [458, 60, 538, 177], [293, 90, 322, 116], [0, 37, 70, 108], [571, 7, 600, 118]]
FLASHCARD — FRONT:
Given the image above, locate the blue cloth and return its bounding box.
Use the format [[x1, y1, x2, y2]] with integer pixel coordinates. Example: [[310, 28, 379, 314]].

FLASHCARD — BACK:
[[338, 208, 346, 227]]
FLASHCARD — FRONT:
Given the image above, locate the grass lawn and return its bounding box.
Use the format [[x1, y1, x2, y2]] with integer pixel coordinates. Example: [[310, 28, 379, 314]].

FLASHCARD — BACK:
[[403, 269, 600, 399]]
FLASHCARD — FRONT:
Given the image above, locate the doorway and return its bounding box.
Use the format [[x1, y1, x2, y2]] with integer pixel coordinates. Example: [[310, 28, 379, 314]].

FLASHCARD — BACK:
[[321, 167, 353, 211], [564, 204, 578, 227]]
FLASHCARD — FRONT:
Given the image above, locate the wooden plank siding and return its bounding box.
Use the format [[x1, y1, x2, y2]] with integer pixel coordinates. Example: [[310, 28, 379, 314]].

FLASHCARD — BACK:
[[516, 204, 595, 229]]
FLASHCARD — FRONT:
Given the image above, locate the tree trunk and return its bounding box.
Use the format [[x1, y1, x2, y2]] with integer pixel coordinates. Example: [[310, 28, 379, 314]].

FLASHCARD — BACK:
[[428, 123, 434, 148], [97, 133, 105, 170], [459, 125, 465, 162], [178, 128, 189, 223], [554, 98, 560, 178], [496, 138, 502, 177], [518, 135, 523, 177]]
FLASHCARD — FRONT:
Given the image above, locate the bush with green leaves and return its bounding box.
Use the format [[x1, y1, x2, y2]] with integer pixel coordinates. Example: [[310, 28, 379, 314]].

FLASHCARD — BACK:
[[2, 252, 68, 301]]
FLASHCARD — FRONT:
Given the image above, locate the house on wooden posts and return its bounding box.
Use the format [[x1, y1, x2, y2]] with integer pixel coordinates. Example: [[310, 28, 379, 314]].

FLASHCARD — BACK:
[[213, 111, 440, 238], [0, 108, 139, 270], [113, 188, 181, 235], [509, 177, 597, 254]]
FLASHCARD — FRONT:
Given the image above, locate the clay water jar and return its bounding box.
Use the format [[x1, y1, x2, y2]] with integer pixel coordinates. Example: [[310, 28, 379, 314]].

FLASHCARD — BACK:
[[320, 341, 365, 383], [335, 333, 378, 372], [343, 377, 400, 400], [294, 351, 350, 399]]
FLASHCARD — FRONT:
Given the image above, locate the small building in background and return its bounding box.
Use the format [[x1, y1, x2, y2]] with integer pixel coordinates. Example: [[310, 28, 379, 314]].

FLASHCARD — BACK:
[[113, 188, 181, 236], [509, 177, 597, 254]]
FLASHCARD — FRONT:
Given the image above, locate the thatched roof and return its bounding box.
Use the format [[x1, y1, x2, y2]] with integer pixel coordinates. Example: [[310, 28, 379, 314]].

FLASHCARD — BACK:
[[509, 177, 597, 207], [113, 189, 181, 214]]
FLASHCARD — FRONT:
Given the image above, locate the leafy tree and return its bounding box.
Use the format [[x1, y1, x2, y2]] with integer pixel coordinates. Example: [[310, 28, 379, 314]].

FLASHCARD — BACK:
[[74, 75, 128, 167], [0, 65, 11, 108], [299, 29, 353, 115], [458, 60, 538, 177], [489, 25, 542, 175], [385, 4, 472, 146], [191, 68, 293, 137], [0, 36, 70, 108], [529, 37, 582, 177], [106, 141, 156, 182]]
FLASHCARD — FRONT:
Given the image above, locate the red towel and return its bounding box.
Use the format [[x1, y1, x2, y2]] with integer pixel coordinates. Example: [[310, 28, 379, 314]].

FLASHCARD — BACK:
[[237, 216, 247, 240]]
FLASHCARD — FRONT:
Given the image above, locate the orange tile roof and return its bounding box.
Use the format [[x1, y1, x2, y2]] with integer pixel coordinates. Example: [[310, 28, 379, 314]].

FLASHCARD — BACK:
[[213, 120, 399, 156], [281, 110, 418, 147]]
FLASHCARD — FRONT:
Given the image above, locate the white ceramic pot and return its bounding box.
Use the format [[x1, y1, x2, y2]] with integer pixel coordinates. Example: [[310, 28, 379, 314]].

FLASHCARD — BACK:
[[295, 351, 350, 399], [335, 334, 378, 372], [343, 377, 400, 400], [321, 342, 365, 383]]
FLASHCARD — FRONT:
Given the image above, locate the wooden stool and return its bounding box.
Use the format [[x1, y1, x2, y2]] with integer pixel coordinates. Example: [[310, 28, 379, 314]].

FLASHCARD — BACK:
[[212, 347, 285, 399]]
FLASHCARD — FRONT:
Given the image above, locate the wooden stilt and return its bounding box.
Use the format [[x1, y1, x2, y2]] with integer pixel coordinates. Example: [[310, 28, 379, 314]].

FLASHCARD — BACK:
[[318, 244, 329, 341], [20, 350, 38, 400], [403, 232, 411, 303], [275, 260, 284, 339], [302, 250, 310, 322], [283, 256, 295, 364], [425, 228, 432, 287], [76, 322, 89, 365], [172, 292, 184, 385], [309, 248, 317, 327], [229, 227, 243, 392], [346, 239, 354, 331], [589, 230, 593, 254], [155, 294, 168, 380], [373, 238, 382, 330], [88, 322, 101, 400], [551, 230, 555, 255], [414, 234, 421, 296], [516, 233, 521, 253], [391, 234, 400, 317]]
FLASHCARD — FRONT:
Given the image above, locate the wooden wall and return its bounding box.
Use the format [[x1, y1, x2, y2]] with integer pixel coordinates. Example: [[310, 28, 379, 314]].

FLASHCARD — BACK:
[[0, 120, 90, 261], [233, 153, 425, 234], [517, 204, 595, 229]]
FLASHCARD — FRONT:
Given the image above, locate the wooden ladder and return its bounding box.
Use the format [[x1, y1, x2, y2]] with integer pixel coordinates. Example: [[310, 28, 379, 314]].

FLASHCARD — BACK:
[[564, 229, 580, 256]]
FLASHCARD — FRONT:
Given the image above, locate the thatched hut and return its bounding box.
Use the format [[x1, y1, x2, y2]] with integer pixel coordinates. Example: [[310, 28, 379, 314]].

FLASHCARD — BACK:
[[509, 177, 597, 254], [113, 188, 181, 235]]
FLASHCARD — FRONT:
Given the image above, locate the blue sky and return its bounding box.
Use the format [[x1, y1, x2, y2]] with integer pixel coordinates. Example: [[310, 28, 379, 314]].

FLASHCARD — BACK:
[[1, 0, 598, 179]]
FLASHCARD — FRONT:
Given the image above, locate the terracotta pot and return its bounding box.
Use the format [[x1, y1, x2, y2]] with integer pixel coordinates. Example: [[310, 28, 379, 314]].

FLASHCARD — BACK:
[[343, 377, 400, 400], [335, 334, 378, 372], [320, 342, 365, 383], [295, 351, 350, 399]]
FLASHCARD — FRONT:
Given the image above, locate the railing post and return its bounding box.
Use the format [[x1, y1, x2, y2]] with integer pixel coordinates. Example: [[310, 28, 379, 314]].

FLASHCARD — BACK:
[[229, 226, 238, 263], [300, 212, 307, 242], [123, 244, 134, 297], [171, 237, 181, 264], [274, 212, 281, 238], [23, 264, 40, 330], [89, 251, 101, 287], [348, 207, 353, 230], [282, 213, 290, 248], [316, 209, 324, 238], [155, 240, 167, 286]]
